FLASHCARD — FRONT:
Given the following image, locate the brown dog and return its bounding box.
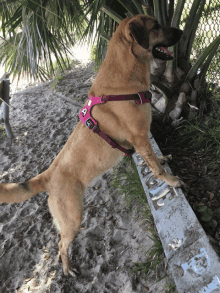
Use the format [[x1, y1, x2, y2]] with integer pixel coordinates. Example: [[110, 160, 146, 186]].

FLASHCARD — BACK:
[[0, 15, 183, 276]]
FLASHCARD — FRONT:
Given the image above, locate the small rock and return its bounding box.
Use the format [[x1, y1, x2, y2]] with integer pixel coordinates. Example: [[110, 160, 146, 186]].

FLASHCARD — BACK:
[[179, 81, 191, 93], [154, 96, 167, 114], [171, 117, 183, 128]]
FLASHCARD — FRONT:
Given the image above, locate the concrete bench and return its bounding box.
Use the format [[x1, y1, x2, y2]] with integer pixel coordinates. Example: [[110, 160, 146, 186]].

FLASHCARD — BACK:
[[133, 134, 220, 293]]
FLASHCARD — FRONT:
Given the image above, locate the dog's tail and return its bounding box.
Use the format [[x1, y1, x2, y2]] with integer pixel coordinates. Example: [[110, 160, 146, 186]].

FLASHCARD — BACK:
[[0, 172, 48, 204]]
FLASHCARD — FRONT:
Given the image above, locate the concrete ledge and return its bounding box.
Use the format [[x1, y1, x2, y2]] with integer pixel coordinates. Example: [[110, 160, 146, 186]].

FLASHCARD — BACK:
[[132, 134, 220, 293]]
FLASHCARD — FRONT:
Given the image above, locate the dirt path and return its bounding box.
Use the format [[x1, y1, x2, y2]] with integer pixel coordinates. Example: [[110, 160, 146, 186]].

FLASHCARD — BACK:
[[0, 63, 173, 293]]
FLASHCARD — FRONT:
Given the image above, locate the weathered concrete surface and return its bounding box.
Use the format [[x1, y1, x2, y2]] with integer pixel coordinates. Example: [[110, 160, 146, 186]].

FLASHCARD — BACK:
[[133, 134, 220, 293]]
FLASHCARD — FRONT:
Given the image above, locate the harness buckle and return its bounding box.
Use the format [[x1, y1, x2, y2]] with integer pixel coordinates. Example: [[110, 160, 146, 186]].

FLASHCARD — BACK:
[[85, 118, 94, 129], [91, 125, 99, 133], [101, 95, 108, 103], [85, 118, 99, 133]]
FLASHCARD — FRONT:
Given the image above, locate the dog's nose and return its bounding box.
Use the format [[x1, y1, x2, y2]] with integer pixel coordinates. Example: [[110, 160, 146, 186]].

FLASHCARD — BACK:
[[172, 27, 183, 37]]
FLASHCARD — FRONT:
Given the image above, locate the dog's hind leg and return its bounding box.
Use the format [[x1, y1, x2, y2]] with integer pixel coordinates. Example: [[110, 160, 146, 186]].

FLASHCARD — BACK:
[[48, 177, 84, 276]]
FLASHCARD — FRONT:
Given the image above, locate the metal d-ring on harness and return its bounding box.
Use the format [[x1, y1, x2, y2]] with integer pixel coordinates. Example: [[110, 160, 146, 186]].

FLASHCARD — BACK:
[[79, 91, 152, 156]]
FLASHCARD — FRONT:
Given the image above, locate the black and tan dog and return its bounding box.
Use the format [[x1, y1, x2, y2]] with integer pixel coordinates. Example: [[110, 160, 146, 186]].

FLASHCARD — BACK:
[[0, 15, 183, 275]]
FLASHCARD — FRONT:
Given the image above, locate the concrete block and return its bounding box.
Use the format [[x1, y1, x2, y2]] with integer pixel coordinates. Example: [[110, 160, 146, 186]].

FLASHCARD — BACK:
[[169, 235, 220, 293], [132, 134, 220, 292]]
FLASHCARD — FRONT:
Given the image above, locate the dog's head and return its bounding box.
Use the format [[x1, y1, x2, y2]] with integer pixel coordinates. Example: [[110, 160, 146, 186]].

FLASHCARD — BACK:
[[123, 15, 183, 60]]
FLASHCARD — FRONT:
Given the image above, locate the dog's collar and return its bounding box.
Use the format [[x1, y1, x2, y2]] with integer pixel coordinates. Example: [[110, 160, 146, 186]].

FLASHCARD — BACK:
[[79, 91, 152, 156]]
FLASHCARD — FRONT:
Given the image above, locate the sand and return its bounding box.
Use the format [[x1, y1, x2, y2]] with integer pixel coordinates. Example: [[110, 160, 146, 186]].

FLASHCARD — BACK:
[[0, 62, 174, 293]]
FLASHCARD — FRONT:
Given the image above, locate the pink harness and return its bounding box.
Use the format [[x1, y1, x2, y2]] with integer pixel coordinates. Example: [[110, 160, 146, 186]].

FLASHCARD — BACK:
[[79, 91, 152, 156]]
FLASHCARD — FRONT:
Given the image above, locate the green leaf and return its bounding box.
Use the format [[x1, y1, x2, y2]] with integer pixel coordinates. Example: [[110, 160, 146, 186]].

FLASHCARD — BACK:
[[210, 219, 217, 229], [178, 0, 204, 57], [116, 0, 138, 16], [207, 208, 213, 216], [200, 41, 220, 83], [146, 0, 154, 11], [197, 206, 207, 212], [153, 0, 163, 25], [0, 0, 87, 79], [185, 0, 206, 63], [171, 0, 185, 28], [160, 0, 168, 26], [186, 36, 220, 85], [201, 214, 212, 222], [101, 5, 123, 24], [142, 4, 154, 17], [168, 0, 174, 26], [100, 34, 111, 42], [132, 0, 144, 14]]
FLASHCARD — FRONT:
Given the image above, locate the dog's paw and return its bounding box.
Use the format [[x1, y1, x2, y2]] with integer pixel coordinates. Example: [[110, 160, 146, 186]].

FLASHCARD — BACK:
[[63, 266, 79, 277], [157, 155, 172, 165], [163, 174, 185, 187]]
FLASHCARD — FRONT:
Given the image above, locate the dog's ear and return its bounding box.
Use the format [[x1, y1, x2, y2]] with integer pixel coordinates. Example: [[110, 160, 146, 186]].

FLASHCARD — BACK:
[[129, 21, 149, 49]]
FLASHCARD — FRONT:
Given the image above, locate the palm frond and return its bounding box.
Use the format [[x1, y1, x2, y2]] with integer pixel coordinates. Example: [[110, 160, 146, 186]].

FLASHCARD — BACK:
[[116, 0, 138, 16], [81, 0, 130, 66], [171, 0, 185, 28], [101, 5, 123, 23], [185, 0, 206, 63], [131, 0, 144, 14], [186, 36, 220, 85], [0, 0, 87, 79], [178, 0, 203, 57]]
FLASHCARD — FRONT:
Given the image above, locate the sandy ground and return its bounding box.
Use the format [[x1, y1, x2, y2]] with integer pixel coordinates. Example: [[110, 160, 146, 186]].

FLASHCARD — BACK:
[[0, 62, 174, 293]]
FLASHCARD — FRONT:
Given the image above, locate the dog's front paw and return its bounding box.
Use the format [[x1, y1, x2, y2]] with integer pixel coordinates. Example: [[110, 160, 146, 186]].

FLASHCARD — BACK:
[[161, 173, 185, 187], [157, 154, 172, 165]]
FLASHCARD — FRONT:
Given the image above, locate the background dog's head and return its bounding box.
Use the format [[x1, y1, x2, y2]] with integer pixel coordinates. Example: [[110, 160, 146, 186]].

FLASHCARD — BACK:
[[123, 15, 183, 61]]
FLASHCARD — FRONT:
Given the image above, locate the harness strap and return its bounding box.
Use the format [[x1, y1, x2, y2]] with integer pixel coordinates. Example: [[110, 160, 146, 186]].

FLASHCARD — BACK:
[[96, 128, 135, 156], [79, 91, 152, 156], [101, 91, 152, 104]]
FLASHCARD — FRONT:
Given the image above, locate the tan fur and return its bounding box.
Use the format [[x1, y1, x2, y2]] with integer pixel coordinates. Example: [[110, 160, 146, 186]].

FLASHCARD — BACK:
[[0, 15, 183, 275]]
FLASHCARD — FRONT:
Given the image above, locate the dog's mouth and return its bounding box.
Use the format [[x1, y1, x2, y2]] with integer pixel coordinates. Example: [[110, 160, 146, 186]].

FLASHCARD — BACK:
[[152, 45, 174, 61]]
